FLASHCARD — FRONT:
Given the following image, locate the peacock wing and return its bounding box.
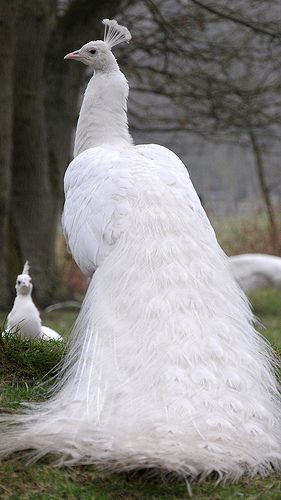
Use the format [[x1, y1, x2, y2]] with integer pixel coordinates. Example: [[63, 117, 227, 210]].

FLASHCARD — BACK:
[[62, 146, 133, 276], [133, 143, 215, 234]]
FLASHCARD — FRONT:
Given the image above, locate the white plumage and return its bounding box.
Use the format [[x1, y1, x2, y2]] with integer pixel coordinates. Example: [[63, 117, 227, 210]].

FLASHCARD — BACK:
[[6, 261, 62, 341], [229, 253, 281, 293], [0, 20, 280, 481]]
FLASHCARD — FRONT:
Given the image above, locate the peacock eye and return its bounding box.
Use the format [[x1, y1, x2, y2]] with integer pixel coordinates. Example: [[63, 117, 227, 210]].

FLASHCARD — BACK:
[[17, 280, 21, 285], [89, 49, 96, 55]]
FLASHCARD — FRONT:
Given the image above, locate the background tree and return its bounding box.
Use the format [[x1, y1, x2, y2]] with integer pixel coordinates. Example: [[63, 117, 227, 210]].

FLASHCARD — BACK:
[[0, 0, 21, 305], [121, 0, 281, 250], [10, 0, 57, 304], [1, 0, 123, 308]]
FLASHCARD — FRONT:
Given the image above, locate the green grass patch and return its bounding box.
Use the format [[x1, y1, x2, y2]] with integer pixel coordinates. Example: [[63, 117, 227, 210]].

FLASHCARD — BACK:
[[0, 334, 66, 410], [0, 334, 65, 381], [0, 463, 280, 499], [249, 289, 281, 352], [249, 289, 281, 318]]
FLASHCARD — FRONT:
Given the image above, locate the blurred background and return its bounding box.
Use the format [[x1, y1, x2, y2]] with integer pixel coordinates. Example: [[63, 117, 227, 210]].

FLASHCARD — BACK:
[[0, 0, 281, 308]]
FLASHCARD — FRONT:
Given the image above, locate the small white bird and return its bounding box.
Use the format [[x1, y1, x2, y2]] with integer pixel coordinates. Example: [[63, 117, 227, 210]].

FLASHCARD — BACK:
[[7, 261, 62, 341], [229, 253, 281, 293]]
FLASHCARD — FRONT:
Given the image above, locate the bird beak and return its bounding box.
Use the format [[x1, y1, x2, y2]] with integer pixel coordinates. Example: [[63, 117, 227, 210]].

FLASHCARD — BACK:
[[64, 50, 81, 60]]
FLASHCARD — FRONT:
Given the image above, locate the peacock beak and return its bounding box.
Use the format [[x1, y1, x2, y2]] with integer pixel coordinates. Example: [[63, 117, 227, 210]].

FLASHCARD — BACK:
[[64, 50, 81, 60]]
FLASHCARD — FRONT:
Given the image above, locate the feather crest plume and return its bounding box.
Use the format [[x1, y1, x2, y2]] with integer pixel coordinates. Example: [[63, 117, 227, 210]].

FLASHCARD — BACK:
[[103, 19, 131, 49], [22, 261, 30, 276]]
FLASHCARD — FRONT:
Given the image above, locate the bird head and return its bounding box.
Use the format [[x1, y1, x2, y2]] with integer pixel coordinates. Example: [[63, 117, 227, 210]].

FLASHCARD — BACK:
[[15, 261, 33, 296], [64, 19, 131, 72]]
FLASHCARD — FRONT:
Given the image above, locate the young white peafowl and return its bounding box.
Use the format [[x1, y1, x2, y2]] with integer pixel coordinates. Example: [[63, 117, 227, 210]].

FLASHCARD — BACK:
[[229, 253, 281, 293], [0, 20, 280, 480], [7, 261, 62, 341]]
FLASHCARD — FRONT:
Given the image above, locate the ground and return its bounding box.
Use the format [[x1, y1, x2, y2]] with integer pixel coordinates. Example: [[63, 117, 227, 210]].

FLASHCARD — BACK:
[[0, 289, 280, 499]]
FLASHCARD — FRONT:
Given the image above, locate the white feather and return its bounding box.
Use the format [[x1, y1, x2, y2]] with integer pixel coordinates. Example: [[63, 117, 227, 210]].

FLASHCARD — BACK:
[[41, 326, 63, 341], [229, 253, 281, 292], [0, 20, 280, 481], [22, 260, 30, 275], [103, 19, 131, 49], [74, 71, 132, 157]]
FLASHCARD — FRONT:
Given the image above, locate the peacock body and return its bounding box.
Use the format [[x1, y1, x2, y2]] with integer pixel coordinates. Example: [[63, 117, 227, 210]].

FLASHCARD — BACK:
[[0, 19, 280, 480]]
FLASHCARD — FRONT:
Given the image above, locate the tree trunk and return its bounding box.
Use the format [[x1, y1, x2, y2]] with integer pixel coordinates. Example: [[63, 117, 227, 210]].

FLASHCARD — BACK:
[[9, 0, 57, 305], [0, 0, 20, 309], [248, 128, 279, 253], [45, 32, 85, 216], [5, 0, 125, 307]]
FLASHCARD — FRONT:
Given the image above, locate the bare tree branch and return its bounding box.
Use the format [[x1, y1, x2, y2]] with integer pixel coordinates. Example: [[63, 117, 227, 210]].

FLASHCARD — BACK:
[[189, 0, 281, 40]]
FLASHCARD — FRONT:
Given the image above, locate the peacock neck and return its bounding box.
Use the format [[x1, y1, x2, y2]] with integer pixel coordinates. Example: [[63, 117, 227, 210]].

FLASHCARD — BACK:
[[15, 293, 32, 303], [74, 69, 133, 157]]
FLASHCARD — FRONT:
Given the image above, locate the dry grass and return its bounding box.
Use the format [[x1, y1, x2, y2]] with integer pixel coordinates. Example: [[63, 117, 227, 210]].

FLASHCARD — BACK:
[[211, 210, 281, 257]]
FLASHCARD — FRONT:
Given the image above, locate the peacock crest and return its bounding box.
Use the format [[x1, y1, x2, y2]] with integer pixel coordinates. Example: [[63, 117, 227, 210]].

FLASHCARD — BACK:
[[22, 261, 30, 276], [103, 19, 131, 50]]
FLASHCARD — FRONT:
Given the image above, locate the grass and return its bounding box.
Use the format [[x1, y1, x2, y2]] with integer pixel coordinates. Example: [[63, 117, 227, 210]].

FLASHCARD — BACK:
[[212, 211, 281, 257], [249, 289, 281, 353], [0, 291, 280, 499], [0, 463, 279, 499]]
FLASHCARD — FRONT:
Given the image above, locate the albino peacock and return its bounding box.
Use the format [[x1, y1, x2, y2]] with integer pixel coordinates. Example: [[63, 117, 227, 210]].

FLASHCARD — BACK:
[[7, 261, 62, 341], [0, 20, 280, 480]]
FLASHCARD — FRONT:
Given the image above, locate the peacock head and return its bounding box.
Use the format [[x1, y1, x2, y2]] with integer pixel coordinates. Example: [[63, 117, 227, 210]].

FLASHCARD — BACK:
[[64, 19, 131, 72], [16, 261, 33, 296]]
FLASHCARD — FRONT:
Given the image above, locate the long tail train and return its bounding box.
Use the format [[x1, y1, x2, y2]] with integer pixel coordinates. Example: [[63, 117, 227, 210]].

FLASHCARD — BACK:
[[0, 229, 280, 479]]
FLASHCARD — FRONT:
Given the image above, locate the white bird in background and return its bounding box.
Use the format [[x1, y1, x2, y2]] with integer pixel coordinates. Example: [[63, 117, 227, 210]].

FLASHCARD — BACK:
[[229, 253, 281, 293], [7, 261, 62, 341], [0, 20, 280, 480]]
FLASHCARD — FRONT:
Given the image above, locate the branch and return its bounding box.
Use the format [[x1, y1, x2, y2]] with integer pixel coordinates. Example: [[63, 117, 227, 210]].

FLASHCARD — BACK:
[[189, 0, 281, 40]]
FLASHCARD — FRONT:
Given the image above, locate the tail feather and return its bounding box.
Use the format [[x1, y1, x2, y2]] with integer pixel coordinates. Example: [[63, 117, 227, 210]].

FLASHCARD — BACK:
[[0, 232, 280, 478], [41, 326, 63, 341]]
